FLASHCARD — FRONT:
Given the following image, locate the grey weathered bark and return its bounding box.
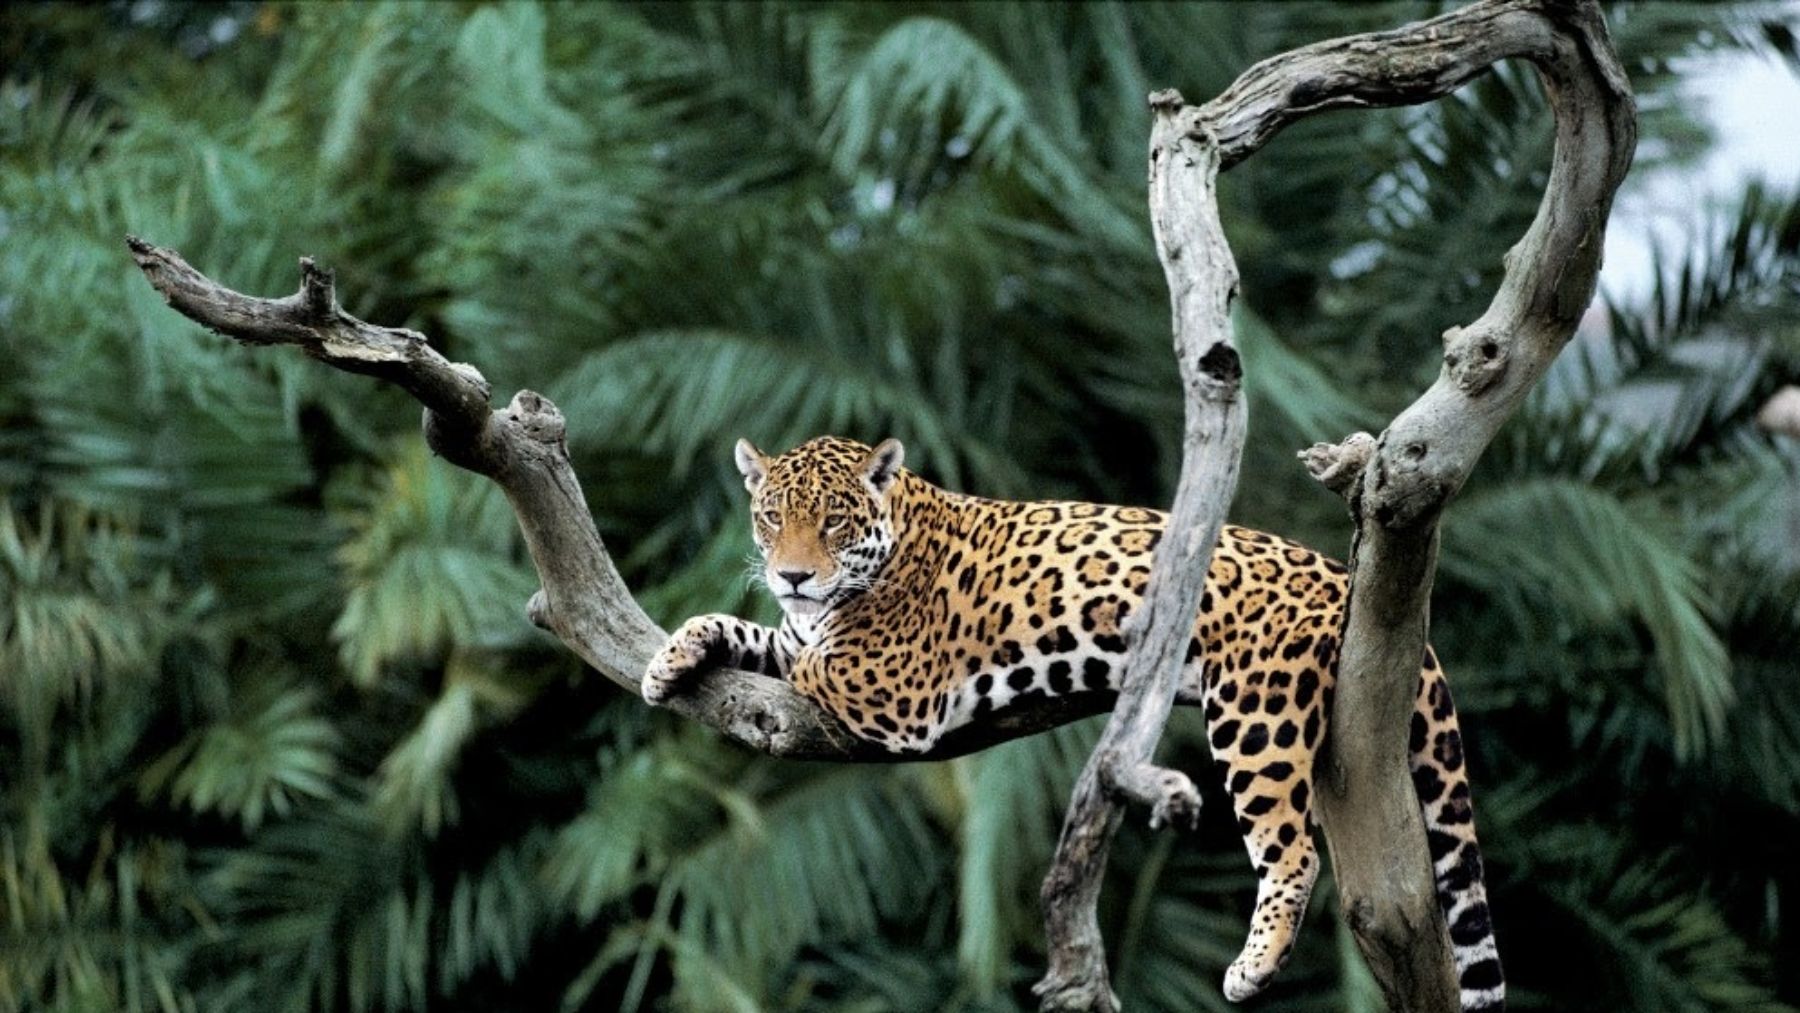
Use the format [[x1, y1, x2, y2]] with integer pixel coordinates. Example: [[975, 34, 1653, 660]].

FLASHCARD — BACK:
[[1759, 386, 1800, 439], [1034, 92, 1248, 1012], [1036, 0, 1634, 1010], [1288, 1, 1636, 1009], [128, 0, 1634, 1008], [125, 236, 1126, 763]]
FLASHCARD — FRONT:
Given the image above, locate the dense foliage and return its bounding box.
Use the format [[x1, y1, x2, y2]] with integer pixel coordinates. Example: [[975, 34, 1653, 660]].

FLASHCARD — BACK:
[[3, 2, 1797, 1010]]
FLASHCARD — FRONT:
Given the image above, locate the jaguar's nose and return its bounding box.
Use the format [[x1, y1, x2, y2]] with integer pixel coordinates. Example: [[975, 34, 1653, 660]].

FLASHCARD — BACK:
[[777, 569, 815, 591]]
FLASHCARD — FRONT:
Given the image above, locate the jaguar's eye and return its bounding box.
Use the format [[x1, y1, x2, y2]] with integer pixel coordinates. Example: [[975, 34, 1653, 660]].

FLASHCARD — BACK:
[[760, 510, 781, 528], [823, 514, 845, 532]]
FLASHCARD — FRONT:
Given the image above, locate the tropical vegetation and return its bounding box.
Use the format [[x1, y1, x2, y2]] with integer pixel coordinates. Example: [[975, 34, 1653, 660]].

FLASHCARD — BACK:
[[2, 2, 1797, 1010]]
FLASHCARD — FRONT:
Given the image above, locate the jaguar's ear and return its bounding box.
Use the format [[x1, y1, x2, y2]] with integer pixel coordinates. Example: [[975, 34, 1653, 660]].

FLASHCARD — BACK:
[[734, 439, 768, 493], [861, 438, 905, 496]]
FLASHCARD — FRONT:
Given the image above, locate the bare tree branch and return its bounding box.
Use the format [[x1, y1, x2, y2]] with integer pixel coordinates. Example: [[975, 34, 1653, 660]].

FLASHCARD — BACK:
[[1035, 92, 1248, 1012], [126, 236, 1129, 763], [1268, 1, 1634, 1007], [1034, 0, 1633, 1009], [126, 0, 1634, 1007]]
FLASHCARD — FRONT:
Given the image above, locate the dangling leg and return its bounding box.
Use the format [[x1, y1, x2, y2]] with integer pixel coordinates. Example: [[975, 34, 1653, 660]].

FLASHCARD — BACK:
[[1206, 656, 1325, 1000]]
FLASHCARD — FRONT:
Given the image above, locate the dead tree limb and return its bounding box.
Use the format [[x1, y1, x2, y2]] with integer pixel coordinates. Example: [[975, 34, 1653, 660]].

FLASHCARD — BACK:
[[1035, 0, 1633, 1009], [128, 0, 1633, 1006], [1281, 1, 1634, 1009], [1034, 92, 1248, 1012], [125, 237, 1128, 762]]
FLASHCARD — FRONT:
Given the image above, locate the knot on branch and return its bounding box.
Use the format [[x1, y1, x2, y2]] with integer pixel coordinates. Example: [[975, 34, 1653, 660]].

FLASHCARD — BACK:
[[507, 390, 567, 444], [1300, 432, 1375, 497], [1361, 432, 1451, 530], [1442, 324, 1510, 395], [1147, 87, 1187, 113], [1196, 341, 1243, 385], [526, 589, 554, 632], [297, 256, 338, 321], [700, 689, 813, 756]]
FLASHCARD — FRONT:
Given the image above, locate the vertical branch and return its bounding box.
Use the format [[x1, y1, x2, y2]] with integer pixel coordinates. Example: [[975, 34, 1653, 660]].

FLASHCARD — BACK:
[[1299, 3, 1636, 1009], [1037, 1, 1634, 1008], [1035, 91, 1249, 1013]]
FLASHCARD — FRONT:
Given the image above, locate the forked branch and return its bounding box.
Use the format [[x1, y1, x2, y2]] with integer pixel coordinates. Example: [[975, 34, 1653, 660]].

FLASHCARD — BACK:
[[1036, 0, 1633, 1009], [126, 0, 1634, 1009]]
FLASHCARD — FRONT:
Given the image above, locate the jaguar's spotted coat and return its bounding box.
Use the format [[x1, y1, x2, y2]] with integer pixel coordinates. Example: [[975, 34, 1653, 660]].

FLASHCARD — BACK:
[[645, 436, 1504, 1009]]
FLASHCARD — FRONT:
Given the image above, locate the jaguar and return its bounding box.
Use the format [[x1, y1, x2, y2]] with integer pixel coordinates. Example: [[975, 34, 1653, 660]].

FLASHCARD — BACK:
[[644, 435, 1503, 1009]]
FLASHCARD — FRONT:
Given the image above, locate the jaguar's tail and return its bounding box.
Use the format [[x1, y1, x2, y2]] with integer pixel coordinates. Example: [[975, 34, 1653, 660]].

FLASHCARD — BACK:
[[1411, 651, 1505, 1011]]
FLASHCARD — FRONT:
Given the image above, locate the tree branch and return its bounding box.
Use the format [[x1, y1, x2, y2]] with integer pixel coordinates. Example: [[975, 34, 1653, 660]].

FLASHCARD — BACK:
[[1269, 1, 1634, 1008], [1034, 0, 1633, 1009], [1034, 92, 1247, 1012], [125, 236, 1123, 763]]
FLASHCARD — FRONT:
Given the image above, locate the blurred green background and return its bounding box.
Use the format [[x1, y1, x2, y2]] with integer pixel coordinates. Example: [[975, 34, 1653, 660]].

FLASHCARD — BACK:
[[3, 2, 1798, 1010]]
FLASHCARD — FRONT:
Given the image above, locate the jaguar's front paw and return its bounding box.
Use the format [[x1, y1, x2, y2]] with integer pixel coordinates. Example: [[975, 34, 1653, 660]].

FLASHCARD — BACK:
[[642, 618, 717, 705]]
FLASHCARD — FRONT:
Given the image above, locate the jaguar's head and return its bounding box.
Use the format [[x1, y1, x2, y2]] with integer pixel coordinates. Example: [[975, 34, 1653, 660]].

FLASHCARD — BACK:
[[734, 435, 905, 619]]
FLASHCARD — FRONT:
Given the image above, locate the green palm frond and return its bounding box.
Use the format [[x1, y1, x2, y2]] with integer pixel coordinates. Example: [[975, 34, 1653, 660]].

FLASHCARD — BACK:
[[1558, 184, 1800, 472], [138, 678, 340, 832], [628, 518, 771, 629], [0, 503, 179, 755], [1442, 478, 1731, 758], [950, 721, 1097, 994], [436, 832, 546, 996], [1548, 846, 1794, 1013], [330, 442, 538, 685], [371, 679, 478, 840], [667, 765, 940, 1005], [0, 829, 205, 1013], [1699, 563, 1800, 811], [550, 329, 1013, 488], [822, 16, 1138, 250], [1234, 307, 1377, 443], [544, 748, 716, 923], [786, 941, 1030, 1013]]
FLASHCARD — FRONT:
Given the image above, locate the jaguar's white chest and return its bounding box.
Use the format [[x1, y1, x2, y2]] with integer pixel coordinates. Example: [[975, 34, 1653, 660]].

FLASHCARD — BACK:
[[783, 609, 828, 647]]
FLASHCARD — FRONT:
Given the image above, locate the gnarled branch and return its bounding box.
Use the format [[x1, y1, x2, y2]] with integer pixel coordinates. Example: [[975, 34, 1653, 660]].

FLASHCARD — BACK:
[[126, 236, 1122, 763], [1035, 92, 1247, 1011], [1263, 0, 1633, 1008], [1036, 0, 1633, 1009], [127, 0, 1634, 1008]]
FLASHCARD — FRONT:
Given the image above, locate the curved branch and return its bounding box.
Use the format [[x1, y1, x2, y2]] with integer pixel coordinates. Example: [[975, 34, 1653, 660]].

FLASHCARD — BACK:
[[125, 237, 1123, 762], [1036, 0, 1633, 1008], [1239, 0, 1634, 1006], [1036, 93, 1248, 1011]]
